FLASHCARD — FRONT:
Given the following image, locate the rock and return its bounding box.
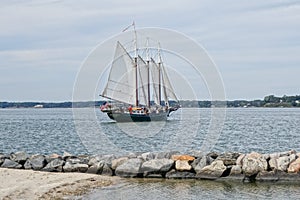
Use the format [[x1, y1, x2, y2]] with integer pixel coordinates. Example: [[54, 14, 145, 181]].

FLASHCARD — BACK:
[[86, 161, 105, 174], [287, 158, 300, 173], [277, 171, 300, 182], [145, 174, 163, 178], [63, 162, 88, 173], [115, 158, 143, 177], [155, 151, 180, 159], [175, 160, 192, 171], [10, 151, 29, 165], [192, 156, 213, 174], [141, 152, 156, 161], [1, 159, 22, 169], [24, 155, 46, 170], [141, 159, 174, 176], [236, 154, 245, 166], [62, 151, 73, 160], [277, 156, 291, 172], [217, 152, 240, 166], [206, 152, 219, 159], [43, 158, 65, 172], [111, 157, 129, 170], [171, 155, 195, 161], [242, 152, 268, 176], [66, 156, 89, 165], [196, 160, 226, 180], [256, 171, 279, 182], [88, 154, 116, 167], [45, 154, 61, 163], [101, 164, 113, 176], [187, 150, 204, 158], [269, 157, 277, 170], [224, 165, 244, 181], [166, 169, 195, 179]]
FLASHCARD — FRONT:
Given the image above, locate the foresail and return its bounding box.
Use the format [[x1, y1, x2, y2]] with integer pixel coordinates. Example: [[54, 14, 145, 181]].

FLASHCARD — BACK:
[[137, 56, 148, 106], [102, 41, 135, 105], [161, 63, 178, 103]]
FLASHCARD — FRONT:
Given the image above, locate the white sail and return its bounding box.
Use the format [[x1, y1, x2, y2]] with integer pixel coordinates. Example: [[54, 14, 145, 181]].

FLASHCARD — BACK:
[[137, 55, 148, 106], [102, 41, 135, 105], [161, 63, 178, 103], [150, 58, 160, 105]]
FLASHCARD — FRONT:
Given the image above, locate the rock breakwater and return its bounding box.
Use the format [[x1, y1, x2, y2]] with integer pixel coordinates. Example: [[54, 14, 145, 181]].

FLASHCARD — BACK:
[[1, 150, 300, 182]]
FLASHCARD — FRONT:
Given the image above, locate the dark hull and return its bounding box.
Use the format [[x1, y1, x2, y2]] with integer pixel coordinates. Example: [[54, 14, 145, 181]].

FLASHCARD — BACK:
[[107, 112, 168, 122]]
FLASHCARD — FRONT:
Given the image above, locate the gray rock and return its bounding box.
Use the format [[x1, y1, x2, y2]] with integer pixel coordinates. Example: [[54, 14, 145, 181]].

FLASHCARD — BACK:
[[236, 154, 245, 166], [187, 150, 204, 159], [101, 164, 113, 176], [196, 160, 226, 180], [141, 159, 174, 176], [111, 157, 129, 170], [10, 151, 29, 164], [43, 158, 65, 172], [141, 152, 156, 161], [1, 159, 22, 169], [155, 151, 180, 159], [230, 165, 242, 175], [24, 155, 46, 170], [63, 162, 88, 173], [175, 160, 191, 171], [277, 156, 290, 171], [86, 161, 105, 174], [269, 157, 277, 170], [166, 169, 195, 179], [45, 154, 61, 163], [192, 156, 213, 174], [217, 152, 240, 166], [277, 171, 300, 182], [206, 152, 219, 159], [256, 171, 279, 182], [242, 152, 268, 176], [115, 158, 143, 177], [145, 174, 163, 178], [88, 154, 116, 167]]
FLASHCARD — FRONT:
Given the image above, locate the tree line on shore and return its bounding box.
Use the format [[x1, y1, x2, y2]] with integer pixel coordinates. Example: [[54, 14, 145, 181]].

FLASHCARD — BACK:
[[1, 95, 300, 108]]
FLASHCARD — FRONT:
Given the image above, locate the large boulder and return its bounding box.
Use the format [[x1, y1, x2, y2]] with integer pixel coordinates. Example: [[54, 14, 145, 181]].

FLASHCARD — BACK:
[[42, 158, 65, 172], [141, 152, 156, 161], [24, 154, 46, 170], [269, 154, 296, 172], [175, 160, 192, 171], [115, 158, 143, 177], [287, 158, 300, 173], [216, 152, 240, 166], [88, 154, 116, 167], [10, 151, 29, 165], [111, 157, 129, 170], [1, 159, 22, 169], [192, 156, 213, 174], [63, 162, 88, 173], [141, 159, 174, 176], [196, 160, 226, 179], [166, 169, 195, 179], [242, 152, 268, 176], [224, 165, 244, 181], [171, 155, 195, 161], [155, 151, 180, 159]]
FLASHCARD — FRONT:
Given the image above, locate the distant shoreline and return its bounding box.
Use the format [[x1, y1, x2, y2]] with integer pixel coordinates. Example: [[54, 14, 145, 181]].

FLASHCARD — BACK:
[[1, 95, 300, 108]]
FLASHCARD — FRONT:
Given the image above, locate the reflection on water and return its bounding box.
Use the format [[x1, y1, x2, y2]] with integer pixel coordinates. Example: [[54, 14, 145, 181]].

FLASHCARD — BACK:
[[85, 179, 300, 200]]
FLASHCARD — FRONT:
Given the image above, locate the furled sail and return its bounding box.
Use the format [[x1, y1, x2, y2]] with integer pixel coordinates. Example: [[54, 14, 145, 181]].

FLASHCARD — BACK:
[[150, 58, 160, 105], [102, 41, 135, 105], [137, 55, 148, 106]]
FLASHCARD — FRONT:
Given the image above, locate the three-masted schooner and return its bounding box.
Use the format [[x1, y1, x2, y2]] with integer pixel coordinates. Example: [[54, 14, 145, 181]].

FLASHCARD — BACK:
[[100, 25, 180, 122]]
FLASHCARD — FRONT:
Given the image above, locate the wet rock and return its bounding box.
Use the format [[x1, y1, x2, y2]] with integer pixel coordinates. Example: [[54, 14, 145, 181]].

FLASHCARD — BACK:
[[277, 171, 300, 182], [24, 155, 46, 170], [43, 158, 65, 172], [287, 158, 300, 173], [63, 162, 88, 173], [171, 155, 195, 161], [175, 160, 192, 171], [141, 159, 174, 176], [217, 152, 240, 166], [166, 169, 195, 179], [115, 158, 143, 177], [1, 159, 22, 169], [242, 152, 268, 176], [145, 174, 163, 178], [256, 171, 279, 182], [192, 156, 213, 174], [10, 151, 29, 165], [196, 160, 226, 180]]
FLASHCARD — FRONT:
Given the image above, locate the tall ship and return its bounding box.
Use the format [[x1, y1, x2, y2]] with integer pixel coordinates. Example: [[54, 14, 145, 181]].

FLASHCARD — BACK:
[[100, 24, 180, 122]]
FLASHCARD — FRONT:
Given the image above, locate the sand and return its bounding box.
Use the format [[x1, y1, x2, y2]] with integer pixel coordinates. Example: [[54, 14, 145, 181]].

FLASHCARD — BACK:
[[0, 168, 119, 200]]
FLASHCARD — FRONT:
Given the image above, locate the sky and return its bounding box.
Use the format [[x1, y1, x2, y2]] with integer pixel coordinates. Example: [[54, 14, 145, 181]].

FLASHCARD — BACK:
[[0, 0, 299, 101]]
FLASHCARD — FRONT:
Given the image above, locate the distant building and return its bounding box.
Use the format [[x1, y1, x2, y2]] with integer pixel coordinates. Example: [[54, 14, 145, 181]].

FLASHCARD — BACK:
[[33, 104, 43, 108]]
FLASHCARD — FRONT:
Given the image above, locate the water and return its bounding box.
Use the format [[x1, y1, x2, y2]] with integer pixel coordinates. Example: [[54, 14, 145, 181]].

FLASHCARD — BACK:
[[1, 107, 300, 199]]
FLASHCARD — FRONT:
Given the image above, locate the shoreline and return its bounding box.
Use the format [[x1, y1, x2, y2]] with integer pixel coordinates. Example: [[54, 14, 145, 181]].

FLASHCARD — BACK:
[[0, 168, 119, 199]]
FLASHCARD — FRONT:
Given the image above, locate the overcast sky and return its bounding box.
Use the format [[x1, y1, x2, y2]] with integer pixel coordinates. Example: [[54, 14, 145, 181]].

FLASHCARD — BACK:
[[0, 0, 299, 101]]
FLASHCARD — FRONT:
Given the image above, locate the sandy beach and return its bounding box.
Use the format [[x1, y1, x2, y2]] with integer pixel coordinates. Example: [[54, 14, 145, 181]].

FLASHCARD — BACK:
[[0, 168, 119, 200]]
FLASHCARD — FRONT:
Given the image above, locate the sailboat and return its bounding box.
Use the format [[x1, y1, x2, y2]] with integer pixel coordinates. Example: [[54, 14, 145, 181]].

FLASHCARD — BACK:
[[100, 25, 180, 122]]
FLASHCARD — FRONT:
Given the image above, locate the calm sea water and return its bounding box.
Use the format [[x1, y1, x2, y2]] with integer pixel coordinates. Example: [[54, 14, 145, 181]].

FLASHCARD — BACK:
[[1, 107, 300, 199]]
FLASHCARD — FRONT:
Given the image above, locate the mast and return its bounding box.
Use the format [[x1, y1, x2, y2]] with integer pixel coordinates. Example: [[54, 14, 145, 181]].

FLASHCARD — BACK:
[[158, 42, 162, 106], [133, 21, 139, 106], [146, 37, 151, 108]]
